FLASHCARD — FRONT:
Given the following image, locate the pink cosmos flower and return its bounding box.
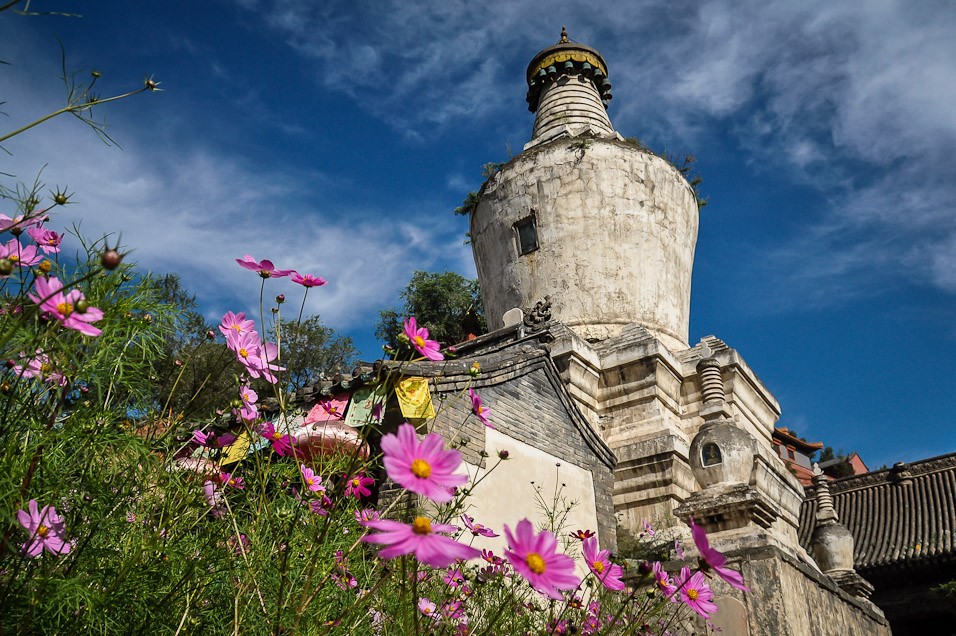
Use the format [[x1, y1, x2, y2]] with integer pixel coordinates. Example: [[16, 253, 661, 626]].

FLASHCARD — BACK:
[[442, 600, 464, 621], [461, 514, 499, 538], [371, 402, 383, 421], [355, 508, 380, 525], [642, 519, 656, 537], [258, 422, 295, 457], [17, 499, 72, 557], [219, 311, 256, 340], [417, 598, 438, 620], [219, 472, 245, 489], [0, 212, 46, 234], [443, 568, 466, 587], [0, 238, 43, 267], [403, 317, 443, 361], [235, 385, 259, 422], [29, 276, 103, 336], [344, 473, 374, 499], [235, 254, 294, 278], [12, 350, 67, 386], [26, 226, 63, 254], [503, 519, 581, 600], [362, 516, 480, 568], [291, 272, 327, 287], [380, 423, 467, 504], [678, 568, 718, 619], [689, 517, 750, 591], [674, 539, 685, 560], [468, 388, 492, 428], [582, 536, 625, 591], [228, 331, 285, 384], [318, 398, 345, 420], [652, 561, 678, 598], [300, 464, 325, 492], [570, 529, 595, 541], [192, 430, 237, 448]]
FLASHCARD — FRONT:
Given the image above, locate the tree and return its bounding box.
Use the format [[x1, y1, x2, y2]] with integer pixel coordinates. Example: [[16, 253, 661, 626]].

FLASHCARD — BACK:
[[277, 316, 356, 390], [147, 274, 236, 419], [376, 271, 485, 350]]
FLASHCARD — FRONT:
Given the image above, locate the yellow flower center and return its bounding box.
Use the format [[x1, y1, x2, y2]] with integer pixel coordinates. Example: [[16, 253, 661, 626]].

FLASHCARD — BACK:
[[9, 254, 18, 262], [231, 324, 241, 332], [306, 478, 315, 486], [56, 301, 73, 316], [526, 552, 546, 574], [352, 478, 361, 487], [40, 363, 52, 373], [238, 348, 249, 359], [411, 517, 432, 535], [593, 560, 605, 574], [411, 459, 432, 478], [688, 589, 699, 601], [272, 432, 283, 440], [37, 524, 50, 538], [413, 335, 426, 349]]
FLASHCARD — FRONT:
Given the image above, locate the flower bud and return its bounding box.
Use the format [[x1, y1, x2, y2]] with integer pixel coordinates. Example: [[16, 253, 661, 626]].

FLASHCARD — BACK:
[[0, 259, 13, 276], [75, 300, 90, 314], [469, 362, 481, 378], [101, 248, 123, 270], [52, 189, 71, 206], [275, 294, 285, 304], [497, 450, 509, 460], [91, 70, 101, 78], [37, 260, 52, 274], [206, 330, 216, 340]]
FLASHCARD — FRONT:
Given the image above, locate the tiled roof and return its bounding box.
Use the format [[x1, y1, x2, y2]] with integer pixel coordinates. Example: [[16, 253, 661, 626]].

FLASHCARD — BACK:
[[798, 452, 956, 574]]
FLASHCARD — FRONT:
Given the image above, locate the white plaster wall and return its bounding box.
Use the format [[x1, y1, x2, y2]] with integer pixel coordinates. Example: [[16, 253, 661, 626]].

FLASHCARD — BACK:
[[472, 139, 698, 350], [460, 428, 601, 560]]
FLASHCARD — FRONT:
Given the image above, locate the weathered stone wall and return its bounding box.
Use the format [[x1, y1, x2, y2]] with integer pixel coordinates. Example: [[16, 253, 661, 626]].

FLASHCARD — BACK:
[[729, 546, 891, 636], [472, 137, 699, 352]]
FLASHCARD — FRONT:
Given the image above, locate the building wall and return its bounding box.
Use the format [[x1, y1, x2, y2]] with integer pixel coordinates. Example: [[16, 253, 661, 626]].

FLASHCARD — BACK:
[[472, 138, 698, 351]]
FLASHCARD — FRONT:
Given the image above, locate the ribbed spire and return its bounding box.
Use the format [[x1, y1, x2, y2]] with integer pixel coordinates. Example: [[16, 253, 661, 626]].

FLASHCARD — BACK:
[[813, 464, 839, 523], [524, 29, 616, 147]]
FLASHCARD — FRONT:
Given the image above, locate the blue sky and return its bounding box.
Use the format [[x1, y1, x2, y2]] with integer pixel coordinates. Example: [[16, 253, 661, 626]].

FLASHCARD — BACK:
[[3, 1, 955, 468]]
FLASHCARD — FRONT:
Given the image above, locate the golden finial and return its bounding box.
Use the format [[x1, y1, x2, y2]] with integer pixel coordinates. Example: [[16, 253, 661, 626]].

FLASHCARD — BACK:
[[559, 26, 569, 43]]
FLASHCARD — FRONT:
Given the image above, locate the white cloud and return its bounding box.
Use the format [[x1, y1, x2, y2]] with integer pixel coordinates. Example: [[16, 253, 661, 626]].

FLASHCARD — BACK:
[[0, 28, 471, 332]]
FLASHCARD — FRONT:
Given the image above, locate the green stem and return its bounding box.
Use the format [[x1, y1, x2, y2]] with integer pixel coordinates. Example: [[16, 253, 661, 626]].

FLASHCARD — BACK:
[[0, 88, 148, 144]]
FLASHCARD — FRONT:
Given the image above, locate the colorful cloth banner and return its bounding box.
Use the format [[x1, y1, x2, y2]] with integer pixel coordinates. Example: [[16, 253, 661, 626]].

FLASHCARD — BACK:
[[304, 395, 349, 425], [395, 377, 435, 420], [344, 384, 388, 428]]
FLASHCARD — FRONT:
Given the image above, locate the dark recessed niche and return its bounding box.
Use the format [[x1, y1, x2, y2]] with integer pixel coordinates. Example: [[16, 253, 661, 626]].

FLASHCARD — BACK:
[[514, 212, 538, 255], [702, 442, 722, 467]]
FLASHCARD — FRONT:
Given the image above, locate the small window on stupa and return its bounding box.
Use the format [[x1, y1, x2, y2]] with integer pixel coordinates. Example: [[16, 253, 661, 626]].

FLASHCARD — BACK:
[[702, 442, 722, 467], [514, 213, 538, 255]]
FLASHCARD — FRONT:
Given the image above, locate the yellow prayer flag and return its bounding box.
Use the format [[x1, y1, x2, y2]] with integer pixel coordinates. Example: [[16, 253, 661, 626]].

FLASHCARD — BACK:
[[395, 377, 435, 420]]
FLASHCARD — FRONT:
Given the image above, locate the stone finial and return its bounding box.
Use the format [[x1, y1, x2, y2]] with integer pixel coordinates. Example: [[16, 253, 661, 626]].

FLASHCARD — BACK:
[[559, 26, 569, 43], [810, 463, 874, 598], [697, 357, 723, 405], [812, 464, 838, 523]]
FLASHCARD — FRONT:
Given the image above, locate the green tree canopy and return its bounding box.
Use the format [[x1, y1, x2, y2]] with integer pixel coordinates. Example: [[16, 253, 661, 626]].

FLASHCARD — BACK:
[[376, 270, 485, 351]]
